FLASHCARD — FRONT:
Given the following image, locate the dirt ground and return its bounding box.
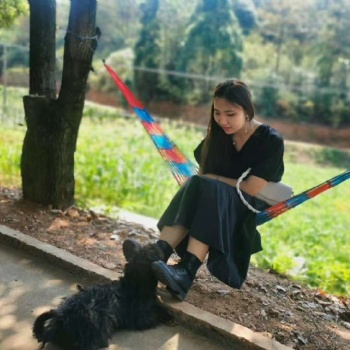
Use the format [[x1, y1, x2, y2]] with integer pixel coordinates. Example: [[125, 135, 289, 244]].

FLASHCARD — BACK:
[[1, 186, 350, 350]]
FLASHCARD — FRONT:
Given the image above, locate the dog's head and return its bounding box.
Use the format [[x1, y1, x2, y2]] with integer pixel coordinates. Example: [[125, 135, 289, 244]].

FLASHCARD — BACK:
[[123, 243, 164, 289]]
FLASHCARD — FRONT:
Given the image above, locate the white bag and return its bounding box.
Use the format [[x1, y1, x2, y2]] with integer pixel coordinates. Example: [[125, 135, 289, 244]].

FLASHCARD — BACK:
[[236, 168, 294, 213], [256, 181, 294, 206]]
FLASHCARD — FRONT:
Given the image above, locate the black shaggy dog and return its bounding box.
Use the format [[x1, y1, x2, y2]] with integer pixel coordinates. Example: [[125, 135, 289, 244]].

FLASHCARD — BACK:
[[33, 243, 172, 350]]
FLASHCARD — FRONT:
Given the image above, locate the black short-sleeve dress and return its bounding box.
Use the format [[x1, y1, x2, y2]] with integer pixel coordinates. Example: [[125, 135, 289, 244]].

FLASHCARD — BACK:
[[157, 124, 285, 289]]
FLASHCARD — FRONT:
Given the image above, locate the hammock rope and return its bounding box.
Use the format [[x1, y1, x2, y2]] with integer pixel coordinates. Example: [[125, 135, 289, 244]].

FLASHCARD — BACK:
[[103, 62, 350, 226], [104, 62, 198, 186]]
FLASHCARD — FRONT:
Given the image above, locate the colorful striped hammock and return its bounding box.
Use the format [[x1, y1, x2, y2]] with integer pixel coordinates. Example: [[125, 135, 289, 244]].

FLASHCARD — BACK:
[[104, 62, 350, 226]]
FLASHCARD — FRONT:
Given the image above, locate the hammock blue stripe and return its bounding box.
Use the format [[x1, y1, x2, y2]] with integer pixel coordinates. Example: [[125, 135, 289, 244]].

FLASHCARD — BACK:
[[135, 108, 154, 123], [150, 135, 174, 150]]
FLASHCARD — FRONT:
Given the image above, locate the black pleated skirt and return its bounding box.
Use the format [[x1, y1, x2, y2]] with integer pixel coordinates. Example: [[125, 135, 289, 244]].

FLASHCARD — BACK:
[[157, 175, 268, 289]]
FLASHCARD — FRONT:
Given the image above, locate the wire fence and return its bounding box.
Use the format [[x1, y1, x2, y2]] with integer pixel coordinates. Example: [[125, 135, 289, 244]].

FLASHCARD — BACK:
[[0, 43, 28, 127]]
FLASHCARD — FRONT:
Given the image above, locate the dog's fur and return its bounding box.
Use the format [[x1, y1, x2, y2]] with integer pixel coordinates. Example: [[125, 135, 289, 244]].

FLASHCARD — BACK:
[[33, 244, 172, 350]]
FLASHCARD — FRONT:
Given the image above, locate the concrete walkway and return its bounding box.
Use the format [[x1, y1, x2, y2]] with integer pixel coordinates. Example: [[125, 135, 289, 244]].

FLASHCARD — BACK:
[[0, 224, 292, 350]]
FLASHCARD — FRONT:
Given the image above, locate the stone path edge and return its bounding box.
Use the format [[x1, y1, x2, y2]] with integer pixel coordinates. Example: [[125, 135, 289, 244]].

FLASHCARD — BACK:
[[0, 224, 292, 350]]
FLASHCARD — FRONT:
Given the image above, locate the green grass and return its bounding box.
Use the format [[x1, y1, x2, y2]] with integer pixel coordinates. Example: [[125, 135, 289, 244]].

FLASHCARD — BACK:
[[0, 90, 350, 296], [74, 108, 204, 217], [0, 127, 24, 186], [253, 164, 350, 295]]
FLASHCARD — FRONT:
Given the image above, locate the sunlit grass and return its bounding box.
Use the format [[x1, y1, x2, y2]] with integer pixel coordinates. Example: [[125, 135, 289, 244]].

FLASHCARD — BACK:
[[0, 94, 349, 296], [254, 164, 350, 295], [0, 127, 24, 186], [75, 113, 203, 217]]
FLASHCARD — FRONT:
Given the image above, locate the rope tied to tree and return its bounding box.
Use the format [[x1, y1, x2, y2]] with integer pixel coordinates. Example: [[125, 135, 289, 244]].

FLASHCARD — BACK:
[[66, 27, 101, 53]]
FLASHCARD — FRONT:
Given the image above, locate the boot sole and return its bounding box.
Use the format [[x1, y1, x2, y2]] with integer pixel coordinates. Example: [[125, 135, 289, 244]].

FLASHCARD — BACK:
[[151, 261, 187, 301]]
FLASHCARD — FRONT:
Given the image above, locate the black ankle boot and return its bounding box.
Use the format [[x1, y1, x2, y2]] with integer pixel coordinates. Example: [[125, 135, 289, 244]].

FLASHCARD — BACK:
[[156, 240, 174, 262], [151, 252, 202, 301]]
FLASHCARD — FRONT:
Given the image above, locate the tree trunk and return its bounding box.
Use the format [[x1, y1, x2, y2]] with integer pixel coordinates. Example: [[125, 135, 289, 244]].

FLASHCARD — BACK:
[[21, 0, 98, 209], [28, 0, 56, 98]]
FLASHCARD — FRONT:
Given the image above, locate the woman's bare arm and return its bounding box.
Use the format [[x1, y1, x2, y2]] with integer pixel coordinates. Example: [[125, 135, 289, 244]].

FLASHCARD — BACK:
[[203, 173, 268, 197]]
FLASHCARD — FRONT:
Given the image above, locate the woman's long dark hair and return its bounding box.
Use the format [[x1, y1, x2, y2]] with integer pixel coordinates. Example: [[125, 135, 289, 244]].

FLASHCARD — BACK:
[[200, 79, 255, 176]]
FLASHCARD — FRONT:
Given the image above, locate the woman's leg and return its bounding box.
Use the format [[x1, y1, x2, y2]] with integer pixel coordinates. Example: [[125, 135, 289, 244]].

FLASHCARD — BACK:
[[187, 237, 209, 261], [159, 225, 188, 248]]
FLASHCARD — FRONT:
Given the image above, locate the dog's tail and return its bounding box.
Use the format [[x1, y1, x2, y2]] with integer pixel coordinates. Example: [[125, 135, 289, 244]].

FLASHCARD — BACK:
[[33, 310, 56, 343]]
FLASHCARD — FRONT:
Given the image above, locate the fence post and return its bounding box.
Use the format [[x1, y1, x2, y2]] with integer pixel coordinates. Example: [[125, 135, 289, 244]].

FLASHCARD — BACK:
[[2, 44, 7, 121]]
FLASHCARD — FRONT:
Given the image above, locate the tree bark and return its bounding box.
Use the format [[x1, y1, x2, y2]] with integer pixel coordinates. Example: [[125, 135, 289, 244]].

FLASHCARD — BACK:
[[21, 0, 98, 209], [28, 0, 56, 98]]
